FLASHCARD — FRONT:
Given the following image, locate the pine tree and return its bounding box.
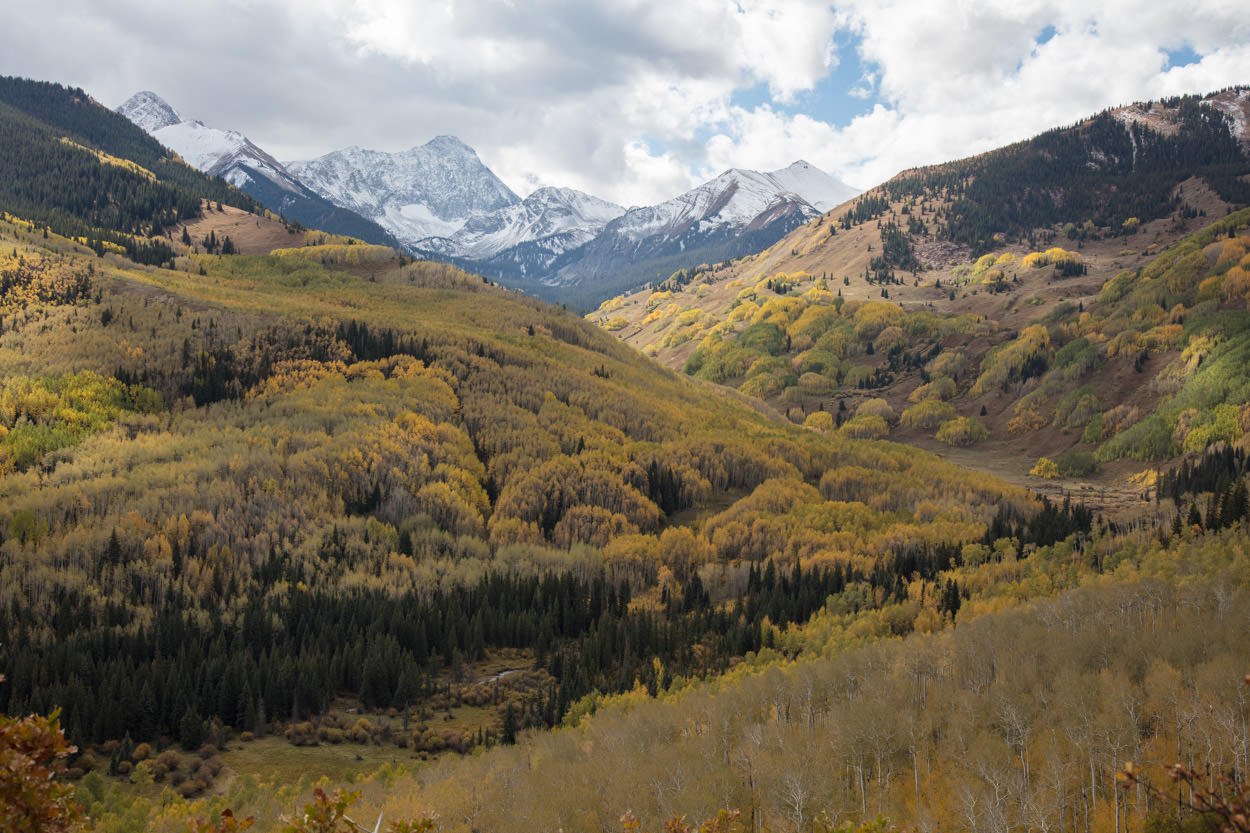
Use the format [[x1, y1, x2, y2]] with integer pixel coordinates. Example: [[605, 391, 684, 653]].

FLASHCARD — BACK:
[[501, 702, 518, 745]]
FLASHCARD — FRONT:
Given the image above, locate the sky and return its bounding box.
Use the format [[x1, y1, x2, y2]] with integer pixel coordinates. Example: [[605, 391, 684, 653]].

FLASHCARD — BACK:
[[3, 0, 1249, 207]]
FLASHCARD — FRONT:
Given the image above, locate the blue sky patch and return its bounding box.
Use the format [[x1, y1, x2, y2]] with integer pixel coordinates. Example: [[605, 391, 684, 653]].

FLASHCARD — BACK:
[[730, 29, 876, 129], [1164, 44, 1202, 69]]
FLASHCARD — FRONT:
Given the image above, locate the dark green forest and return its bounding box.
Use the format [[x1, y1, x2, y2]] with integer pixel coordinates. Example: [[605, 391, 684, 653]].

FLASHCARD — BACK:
[[882, 93, 1250, 251], [0, 76, 259, 263]]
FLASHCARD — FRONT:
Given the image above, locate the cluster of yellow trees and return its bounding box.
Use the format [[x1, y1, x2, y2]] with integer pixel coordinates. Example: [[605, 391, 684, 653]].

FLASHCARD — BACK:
[[0, 215, 1031, 655]]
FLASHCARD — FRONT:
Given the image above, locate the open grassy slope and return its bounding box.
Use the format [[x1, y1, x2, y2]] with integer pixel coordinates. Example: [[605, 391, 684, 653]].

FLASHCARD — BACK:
[[590, 91, 1250, 508]]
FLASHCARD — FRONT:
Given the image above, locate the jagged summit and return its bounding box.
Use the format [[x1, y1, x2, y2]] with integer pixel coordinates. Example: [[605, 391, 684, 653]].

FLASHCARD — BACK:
[[423, 134, 476, 154], [287, 138, 520, 242], [117, 91, 181, 133], [115, 91, 398, 246]]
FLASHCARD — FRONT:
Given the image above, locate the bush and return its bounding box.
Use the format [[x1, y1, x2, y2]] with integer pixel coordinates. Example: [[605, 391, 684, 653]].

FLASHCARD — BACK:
[[1057, 450, 1099, 477], [1029, 457, 1060, 479], [1097, 413, 1177, 461], [856, 397, 896, 422], [804, 411, 835, 432], [901, 399, 956, 430], [840, 414, 889, 440], [936, 417, 989, 446], [909, 377, 957, 402]]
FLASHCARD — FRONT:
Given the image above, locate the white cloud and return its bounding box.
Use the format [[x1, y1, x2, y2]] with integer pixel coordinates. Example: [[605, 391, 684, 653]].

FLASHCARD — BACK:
[[0, 0, 1247, 207], [706, 0, 1250, 191]]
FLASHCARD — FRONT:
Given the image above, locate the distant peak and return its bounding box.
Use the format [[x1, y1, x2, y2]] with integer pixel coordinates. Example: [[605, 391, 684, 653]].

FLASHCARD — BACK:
[[424, 134, 475, 154], [127, 90, 171, 107], [117, 90, 182, 133], [527, 185, 570, 199]]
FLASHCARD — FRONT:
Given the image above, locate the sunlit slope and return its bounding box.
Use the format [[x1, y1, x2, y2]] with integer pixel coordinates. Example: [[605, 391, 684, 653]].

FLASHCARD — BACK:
[[590, 92, 1250, 495], [0, 216, 1031, 752]]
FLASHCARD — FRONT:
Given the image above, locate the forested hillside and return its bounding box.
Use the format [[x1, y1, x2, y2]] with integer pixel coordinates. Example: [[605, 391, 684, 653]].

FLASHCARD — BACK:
[[1, 78, 1249, 833], [383, 572, 1250, 833], [885, 92, 1250, 253], [592, 91, 1250, 499], [0, 212, 1037, 768], [0, 76, 260, 264]]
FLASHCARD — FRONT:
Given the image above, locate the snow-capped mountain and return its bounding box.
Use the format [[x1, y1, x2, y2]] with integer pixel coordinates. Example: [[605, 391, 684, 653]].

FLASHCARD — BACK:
[[594, 165, 831, 246], [533, 163, 859, 307], [413, 186, 624, 285], [286, 138, 519, 244], [119, 92, 303, 193], [766, 160, 859, 213], [117, 90, 181, 134], [116, 92, 397, 247], [418, 186, 623, 262], [119, 88, 858, 308]]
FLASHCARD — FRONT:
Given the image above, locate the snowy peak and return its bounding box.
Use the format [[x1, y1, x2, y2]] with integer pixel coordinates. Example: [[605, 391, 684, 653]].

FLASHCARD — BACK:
[[609, 163, 835, 244], [116, 92, 302, 194], [115, 90, 398, 247], [517, 186, 624, 227], [767, 160, 859, 213], [159, 120, 296, 191], [418, 186, 624, 261], [117, 91, 181, 133], [287, 137, 520, 243], [422, 134, 476, 156]]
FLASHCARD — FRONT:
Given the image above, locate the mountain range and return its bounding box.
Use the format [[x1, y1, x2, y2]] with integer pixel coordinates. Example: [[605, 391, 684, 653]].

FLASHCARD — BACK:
[[117, 92, 399, 247], [5, 72, 1250, 833], [117, 91, 857, 307]]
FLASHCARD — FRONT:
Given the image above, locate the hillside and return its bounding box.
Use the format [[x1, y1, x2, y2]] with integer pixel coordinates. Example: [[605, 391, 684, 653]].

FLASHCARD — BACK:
[[0, 209, 1038, 763], [1, 77, 1249, 833], [0, 76, 260, 264], [591, 90, 1250, 505]]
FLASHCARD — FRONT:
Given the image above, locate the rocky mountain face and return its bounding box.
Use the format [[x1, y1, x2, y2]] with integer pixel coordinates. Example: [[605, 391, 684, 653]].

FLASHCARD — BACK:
[[286, 137, 520, 243], [534, 163, 859, 307], [116, 92, 397, 246], [416, 186, 625, 282]]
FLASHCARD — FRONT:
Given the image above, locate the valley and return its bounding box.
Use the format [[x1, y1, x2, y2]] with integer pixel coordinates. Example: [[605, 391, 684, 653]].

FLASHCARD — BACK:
[[591, 95, 1250, 517], [0, 70, 1248, 833]]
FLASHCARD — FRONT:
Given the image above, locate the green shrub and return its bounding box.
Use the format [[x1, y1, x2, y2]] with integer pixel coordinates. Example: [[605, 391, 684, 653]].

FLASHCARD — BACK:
[[1057, 450, 1099, 477], [840, 414, 889, 440], [1097, 413, 1177, 461], [935, 416, 989, 446], [901, 399, 956, 430]]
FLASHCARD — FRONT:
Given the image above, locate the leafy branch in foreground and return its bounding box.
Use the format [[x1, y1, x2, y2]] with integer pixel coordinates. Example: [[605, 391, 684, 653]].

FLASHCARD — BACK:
[[0, 675, 85, 833], [279, 788, 434, 833]]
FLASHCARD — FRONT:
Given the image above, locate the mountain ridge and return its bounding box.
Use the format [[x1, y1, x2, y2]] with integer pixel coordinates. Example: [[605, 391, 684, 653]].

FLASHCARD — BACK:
[[116, 91, 399, 247], [589, 88, 1250, 502], [286, 138, 520, 242]]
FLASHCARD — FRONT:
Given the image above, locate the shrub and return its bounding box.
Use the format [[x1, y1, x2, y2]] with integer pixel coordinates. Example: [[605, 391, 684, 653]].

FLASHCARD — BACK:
[[901, 399, 956, 430], [909, 377, 957, 402], [840, 414, 889, 440], [936, 417, 989, 446], [1097, 413, 1177, 461], [856, 397, 896, 422], [1057, 450, 1099, 477], [1029, 457, 1060, 479], [804, 411, 835, 432]]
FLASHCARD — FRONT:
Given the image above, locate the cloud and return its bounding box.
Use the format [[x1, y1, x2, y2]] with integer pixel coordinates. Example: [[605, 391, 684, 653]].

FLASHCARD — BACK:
[[704, 0, 1250, 191], [0, 0, 1246, 207]]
